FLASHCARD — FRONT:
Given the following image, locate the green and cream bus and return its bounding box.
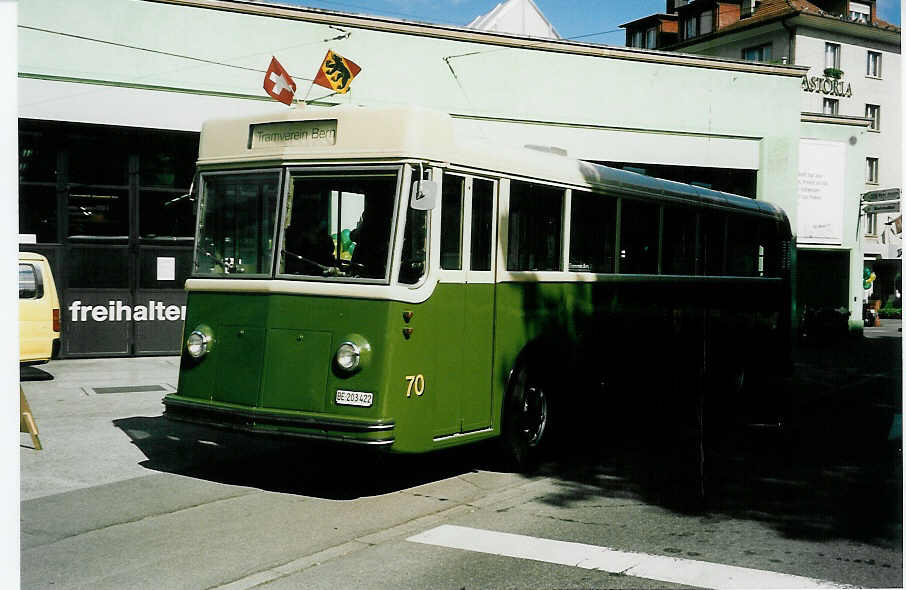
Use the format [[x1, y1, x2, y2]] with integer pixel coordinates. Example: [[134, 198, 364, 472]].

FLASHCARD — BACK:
[[164, 106, 793, 467]]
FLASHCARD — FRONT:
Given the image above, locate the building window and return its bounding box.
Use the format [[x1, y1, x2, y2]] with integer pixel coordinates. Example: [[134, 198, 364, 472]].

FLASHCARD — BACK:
[[849, 1, 870, 23], [741, 0, 761, 18], [825, 43, 841, 69], [68, 189, 130, 238], [631, 30, 643, 48], [140, 191, 195, 238], [684, 16, 697, 39], [823, 98, 839, 115], [742, 43, 772, 62], [866, 212, 878, 235], [866, 157, 879, 184], [140, 133, 197, 188], [645, 27, 657, 49], [700, 10, 713, 35], [865, 104, 881, 131], [867, 51, 882, 77]]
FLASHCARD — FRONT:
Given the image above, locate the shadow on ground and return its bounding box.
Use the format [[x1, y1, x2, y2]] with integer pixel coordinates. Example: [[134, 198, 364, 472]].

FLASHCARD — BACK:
[[20, 365, 54, 381], [114, 330, 900, 546], [113, 415, 491, 500], [538, 329, 902, 548]]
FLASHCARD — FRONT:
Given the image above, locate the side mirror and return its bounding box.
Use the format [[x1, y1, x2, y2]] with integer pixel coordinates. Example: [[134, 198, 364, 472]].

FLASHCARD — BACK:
[[409, 180, 438, 211]]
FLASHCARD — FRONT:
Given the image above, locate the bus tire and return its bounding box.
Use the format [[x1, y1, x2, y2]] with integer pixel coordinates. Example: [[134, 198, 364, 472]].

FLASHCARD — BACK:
[[501, 361, 551, 471]]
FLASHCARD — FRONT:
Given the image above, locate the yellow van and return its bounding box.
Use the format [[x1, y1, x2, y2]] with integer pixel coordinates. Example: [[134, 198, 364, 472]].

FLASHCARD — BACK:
[[19, 252, 61, 364]]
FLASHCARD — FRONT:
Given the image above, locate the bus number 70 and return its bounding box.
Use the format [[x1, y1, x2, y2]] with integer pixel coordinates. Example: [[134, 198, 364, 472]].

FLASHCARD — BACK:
[[405, 374, 425, 398]]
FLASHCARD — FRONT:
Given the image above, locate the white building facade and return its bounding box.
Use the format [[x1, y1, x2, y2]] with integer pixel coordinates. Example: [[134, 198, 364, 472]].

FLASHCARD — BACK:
[[680, 20, 902, 263], [624, 0, 901, 312], [796, 27, 902, 265]]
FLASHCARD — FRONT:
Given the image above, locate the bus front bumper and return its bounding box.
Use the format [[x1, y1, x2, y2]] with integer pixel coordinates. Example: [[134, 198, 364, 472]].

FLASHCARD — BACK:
[[163, 395, 395, 447]]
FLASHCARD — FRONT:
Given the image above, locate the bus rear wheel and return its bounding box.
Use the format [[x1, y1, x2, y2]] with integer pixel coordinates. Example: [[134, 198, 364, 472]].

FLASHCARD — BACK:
[[501, 363, 551, 471]]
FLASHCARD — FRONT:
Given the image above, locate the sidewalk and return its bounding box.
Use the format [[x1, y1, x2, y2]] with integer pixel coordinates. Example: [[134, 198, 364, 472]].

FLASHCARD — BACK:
[[865, 318, 903, 340], [19, 356, 180, 501]]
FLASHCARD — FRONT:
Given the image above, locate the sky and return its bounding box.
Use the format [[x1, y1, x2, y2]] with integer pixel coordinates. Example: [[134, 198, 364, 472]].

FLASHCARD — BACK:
[[276, 0, 901, 45]]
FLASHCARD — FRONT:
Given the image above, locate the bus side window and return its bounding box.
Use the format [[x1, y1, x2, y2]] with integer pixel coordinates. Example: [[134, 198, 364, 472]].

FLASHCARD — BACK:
[[700, 212, 726, 276], [619, 199, 659, 274], [726, 216, 758, 276], [507, 181, 563, 271], [399, 207, 428, 285], [662, 206, 696, 275], [441, 174, 464, 270], [470, 178, 494, 272], [758, 221, 779, 277], [569, 190, 615, 273]]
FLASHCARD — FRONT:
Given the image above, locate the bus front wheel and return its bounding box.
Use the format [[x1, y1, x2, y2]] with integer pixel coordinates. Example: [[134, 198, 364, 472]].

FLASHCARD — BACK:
[[501, 363, 551, 471]]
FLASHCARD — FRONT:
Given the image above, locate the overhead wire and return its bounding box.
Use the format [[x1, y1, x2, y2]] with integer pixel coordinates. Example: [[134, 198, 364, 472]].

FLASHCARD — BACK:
[[443, 27, 624, 62], [17, 24, 357, 81], [274, 0, 433, 22], [442, 27, 623, 107], [19, 21, 625, 108], [18, 24, 361, 108]]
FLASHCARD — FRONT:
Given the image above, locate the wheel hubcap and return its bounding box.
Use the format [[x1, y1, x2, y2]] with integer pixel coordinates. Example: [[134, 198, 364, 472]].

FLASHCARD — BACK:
[[520, 384, 548, 446]]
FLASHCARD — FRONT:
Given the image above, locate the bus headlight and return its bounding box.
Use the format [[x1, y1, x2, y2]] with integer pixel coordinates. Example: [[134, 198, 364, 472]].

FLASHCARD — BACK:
[[335, 342, 361, 372], [186, 327, 213, 359]]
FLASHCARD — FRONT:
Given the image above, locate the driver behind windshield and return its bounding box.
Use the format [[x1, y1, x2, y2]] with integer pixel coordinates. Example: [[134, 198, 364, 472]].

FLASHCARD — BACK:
[[283, 191, 336, 274], [281, 175, 397, 278], [350, 194, 394, 279]]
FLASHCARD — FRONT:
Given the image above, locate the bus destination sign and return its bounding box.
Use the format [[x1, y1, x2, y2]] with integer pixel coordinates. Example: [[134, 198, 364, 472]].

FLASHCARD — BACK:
[[248, 120, 337, 149]]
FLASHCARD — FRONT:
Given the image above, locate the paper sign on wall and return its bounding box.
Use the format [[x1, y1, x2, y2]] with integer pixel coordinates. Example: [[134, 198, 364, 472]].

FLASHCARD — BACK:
[[157, 257, 176, 281], [798, 139, 846, 245]]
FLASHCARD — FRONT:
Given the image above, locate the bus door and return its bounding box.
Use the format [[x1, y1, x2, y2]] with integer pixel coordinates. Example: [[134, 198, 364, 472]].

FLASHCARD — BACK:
[[462, 177, 498, 431], [436, 174, 497, 436]]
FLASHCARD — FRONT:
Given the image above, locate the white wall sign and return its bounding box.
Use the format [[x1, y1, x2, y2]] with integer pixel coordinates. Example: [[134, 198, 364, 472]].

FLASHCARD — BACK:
[[157, 256, 176, 281], [798, 139, 846, 245]]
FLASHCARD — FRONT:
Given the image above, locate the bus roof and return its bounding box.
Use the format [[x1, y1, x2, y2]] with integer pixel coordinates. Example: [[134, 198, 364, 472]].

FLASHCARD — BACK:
[[198, 105, 785, 221]]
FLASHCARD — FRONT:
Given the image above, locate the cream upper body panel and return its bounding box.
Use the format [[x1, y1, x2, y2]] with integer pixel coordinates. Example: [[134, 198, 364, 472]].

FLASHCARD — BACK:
[[197, 105, 784, 220]]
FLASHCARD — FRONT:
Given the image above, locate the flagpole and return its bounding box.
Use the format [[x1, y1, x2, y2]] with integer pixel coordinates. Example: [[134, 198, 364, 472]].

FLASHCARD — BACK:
[[308, 91, 339, 103], [302, 78, 317, 103]]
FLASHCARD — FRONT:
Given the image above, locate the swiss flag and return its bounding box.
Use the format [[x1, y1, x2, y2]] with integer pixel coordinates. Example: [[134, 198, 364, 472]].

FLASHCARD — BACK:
[[263, 57, 296, 106]]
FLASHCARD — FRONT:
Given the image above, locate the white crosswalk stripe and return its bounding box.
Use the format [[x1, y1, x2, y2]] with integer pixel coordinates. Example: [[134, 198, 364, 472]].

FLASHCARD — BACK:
[[407, 525, 858, 589]]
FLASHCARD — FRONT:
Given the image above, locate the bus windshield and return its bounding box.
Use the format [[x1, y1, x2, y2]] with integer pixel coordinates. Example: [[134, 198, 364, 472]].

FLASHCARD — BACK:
[[279, 169, 399, 281], [195, 171, 282, 276], [193, 167, 401, 280]]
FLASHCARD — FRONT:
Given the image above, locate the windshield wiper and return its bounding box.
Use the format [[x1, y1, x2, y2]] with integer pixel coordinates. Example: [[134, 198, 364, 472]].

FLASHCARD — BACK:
[[281, 250, 366, 278], [282, 249, 337, 276]]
